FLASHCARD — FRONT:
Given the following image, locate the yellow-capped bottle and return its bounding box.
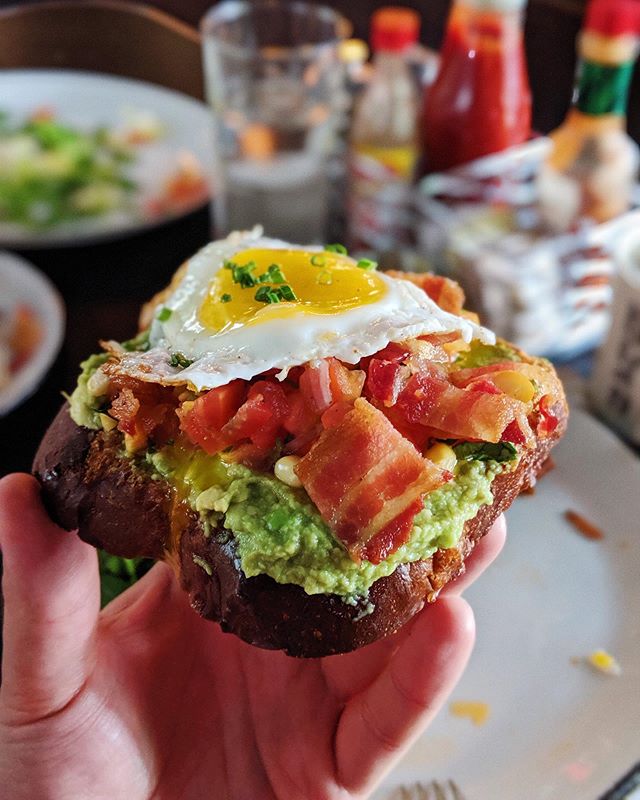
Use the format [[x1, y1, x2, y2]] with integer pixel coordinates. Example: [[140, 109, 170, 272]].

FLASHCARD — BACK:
[[537, 0, 640, 231]]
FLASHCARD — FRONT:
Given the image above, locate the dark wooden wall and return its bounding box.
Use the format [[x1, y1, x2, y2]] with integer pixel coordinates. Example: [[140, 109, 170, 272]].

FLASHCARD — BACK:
[[1, 0, 638, 140]]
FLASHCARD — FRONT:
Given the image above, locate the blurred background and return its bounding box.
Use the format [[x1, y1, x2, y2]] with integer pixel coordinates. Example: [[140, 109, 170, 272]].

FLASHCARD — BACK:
[[1, 3, 640, 797]]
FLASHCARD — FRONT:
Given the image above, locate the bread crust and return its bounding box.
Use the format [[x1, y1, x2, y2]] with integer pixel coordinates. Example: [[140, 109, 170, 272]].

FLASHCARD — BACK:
[[33, 400, 565, 657]]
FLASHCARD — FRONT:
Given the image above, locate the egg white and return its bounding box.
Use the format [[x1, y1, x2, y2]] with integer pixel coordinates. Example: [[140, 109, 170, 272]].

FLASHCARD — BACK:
[[113, 227, 495, 391]]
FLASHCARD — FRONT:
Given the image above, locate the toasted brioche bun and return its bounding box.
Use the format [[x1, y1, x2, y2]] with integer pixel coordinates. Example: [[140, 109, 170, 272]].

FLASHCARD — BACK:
[[33, 391, 565, 657]]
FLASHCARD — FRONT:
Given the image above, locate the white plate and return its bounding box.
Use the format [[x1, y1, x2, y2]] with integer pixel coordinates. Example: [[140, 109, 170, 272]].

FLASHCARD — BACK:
[[375, 408, 640, 800], [0, 69, 214, 248], [0, 251, 65, 415]]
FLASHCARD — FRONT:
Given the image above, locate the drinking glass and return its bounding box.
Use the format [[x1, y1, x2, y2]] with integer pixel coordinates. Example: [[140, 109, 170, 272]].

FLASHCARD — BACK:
[[201, 0, 350, 242]]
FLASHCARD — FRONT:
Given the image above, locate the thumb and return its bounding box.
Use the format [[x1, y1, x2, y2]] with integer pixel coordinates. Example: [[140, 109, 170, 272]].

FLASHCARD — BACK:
[[0, 473, 100, 724]]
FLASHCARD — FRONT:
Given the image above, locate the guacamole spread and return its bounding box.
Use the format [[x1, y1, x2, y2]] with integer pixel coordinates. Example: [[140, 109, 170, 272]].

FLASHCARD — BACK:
[[71, 341, 517, 602], [147, 445, 503, 601]]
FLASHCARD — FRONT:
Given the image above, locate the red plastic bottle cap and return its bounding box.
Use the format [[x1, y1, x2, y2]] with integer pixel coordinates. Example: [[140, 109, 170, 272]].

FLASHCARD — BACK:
[[370, 6, 420, 52], [584, 0, 640, 36]]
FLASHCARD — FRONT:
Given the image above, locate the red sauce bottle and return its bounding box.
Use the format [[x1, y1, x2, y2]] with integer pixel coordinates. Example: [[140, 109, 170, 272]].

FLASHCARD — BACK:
[[422, 0, 532, 174]]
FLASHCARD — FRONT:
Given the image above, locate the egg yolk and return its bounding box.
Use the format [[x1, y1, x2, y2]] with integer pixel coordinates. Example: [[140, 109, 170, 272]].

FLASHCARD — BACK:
[[199, 249, 387, 334]]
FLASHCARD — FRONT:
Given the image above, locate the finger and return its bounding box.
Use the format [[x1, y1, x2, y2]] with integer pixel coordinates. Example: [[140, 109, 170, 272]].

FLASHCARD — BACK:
[[336, 596, 474, 794], [0, 474, 100, 724], [100, 560, 175, 623], [321, 627, 402, 703], [444, 515, 507, 596], [323, 516, 505, 701]]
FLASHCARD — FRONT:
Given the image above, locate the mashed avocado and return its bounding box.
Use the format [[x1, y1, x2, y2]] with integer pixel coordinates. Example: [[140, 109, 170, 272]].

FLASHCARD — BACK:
[[150, 446, 505, 602], [71, 340, 517, 602], [69, 352, 110, 429]]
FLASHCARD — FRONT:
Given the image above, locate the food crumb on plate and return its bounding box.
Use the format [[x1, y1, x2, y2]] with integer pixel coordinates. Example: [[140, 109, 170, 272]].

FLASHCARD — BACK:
[[564, 509, 605, 541], [449, 700, 490, 725], [586, 649, 622, 676]]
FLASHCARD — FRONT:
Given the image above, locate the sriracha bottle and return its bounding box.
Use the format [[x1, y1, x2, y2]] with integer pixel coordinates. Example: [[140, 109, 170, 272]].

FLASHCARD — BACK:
[[422, 0, 532, 173]]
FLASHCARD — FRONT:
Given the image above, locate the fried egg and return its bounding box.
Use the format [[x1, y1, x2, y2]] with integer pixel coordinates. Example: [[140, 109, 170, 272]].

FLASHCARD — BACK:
[[113, 227, 494, 391]]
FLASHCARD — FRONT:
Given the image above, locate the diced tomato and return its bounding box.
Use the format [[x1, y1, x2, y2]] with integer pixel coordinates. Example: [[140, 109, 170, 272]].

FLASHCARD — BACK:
[[283, 391, 318, 436], [502, 419, 527, 444], [365, 359, 411, 407], [537, 394, 559, 437], [328, 360, 365, 403], [190, 380, 246, 431], [283, 423, 323, 456], [181, 378, 290, 456]]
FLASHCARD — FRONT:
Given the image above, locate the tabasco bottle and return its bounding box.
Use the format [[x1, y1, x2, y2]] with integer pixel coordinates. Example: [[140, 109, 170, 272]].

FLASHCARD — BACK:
[[537, 0, 640, 232], [422, 0, 532, 174]]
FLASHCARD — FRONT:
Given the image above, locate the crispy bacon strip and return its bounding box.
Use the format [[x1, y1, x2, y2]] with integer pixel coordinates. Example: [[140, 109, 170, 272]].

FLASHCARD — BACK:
[[385, 270, 466, 315], [449, 360, 563, 406], [396, 368, 534, 446], [296, 398, 450, 563]]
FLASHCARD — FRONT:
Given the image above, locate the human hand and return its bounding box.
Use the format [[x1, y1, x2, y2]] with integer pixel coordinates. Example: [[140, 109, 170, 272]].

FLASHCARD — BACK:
[[0, 473, 506, 800]]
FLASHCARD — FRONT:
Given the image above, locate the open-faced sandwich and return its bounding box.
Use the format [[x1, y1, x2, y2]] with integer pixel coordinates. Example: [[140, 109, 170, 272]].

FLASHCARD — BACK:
[[34, 228, 567, 657]]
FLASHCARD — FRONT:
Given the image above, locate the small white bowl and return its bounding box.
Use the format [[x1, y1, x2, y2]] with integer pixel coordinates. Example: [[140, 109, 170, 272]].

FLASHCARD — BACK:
[[0, 251, 65, 416]]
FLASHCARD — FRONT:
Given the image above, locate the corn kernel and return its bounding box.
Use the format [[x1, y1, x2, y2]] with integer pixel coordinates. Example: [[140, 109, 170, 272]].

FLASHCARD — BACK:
[[124, 430, 146, 454], [98, 413, 117, 432], [87, 368, 111, 397], [449, 700, 490, 726], [491, 370, 536, 403], [587, 649, 621, 676], [424, 442, 457, 472], [274, 455, 302, 488]]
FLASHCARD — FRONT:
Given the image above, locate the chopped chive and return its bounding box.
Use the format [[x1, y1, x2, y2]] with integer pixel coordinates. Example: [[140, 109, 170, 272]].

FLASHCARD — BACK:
[[220, 293, 232, 303], [157, 307, 172, 322], [317, 270, 333, 286], [230, 261, 257, 288], [267, 264, 286, 284], [255, 285, 275, 303], [255, 284, 298, 304], [258, 264, 287, 285], [169, 352, 194, 369], [310, 254, 326, 267], [325, 243, 348, 255], [357, 258, 378, 271], [279, 284, 297, 301]]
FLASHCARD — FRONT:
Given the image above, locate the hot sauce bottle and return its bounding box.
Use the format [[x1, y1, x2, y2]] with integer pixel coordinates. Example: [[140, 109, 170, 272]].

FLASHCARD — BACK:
[[537, 0, 640, 232], [422, 0, 532, 174]]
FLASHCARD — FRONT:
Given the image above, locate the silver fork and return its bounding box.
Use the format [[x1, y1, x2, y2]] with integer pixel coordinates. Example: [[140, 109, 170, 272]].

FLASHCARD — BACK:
[[386, 780, 466, 800]]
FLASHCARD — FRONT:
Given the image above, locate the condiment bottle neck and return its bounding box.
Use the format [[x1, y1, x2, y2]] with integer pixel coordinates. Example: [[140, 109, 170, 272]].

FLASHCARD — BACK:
[[574, 31, 638, 117], [443, 0, 525, 54]]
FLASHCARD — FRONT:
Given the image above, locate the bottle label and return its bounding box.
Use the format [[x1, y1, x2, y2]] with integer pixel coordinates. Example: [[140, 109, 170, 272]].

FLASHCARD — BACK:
[[576, 60, 635, 116], [347, 144, 418, 250]]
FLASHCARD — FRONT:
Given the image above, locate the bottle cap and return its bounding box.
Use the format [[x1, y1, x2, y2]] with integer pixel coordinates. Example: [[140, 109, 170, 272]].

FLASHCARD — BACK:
[[370, 7, 420, 52], [584, 0, 640, 36]]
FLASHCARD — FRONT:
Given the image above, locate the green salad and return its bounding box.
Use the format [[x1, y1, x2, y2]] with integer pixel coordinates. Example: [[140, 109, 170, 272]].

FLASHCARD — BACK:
[[0, 110, 136, 229]]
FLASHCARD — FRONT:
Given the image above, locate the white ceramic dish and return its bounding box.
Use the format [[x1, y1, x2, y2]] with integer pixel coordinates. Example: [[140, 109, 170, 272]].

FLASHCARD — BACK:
[[375, 408, 640, 800], [0, 69, 214, 248], [0, 251, 65, 415]]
